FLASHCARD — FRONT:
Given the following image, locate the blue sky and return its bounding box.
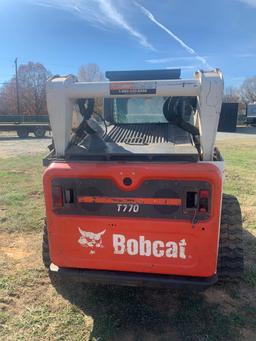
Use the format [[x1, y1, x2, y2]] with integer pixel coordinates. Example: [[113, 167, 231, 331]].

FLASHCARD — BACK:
[[0, 0, 255, 88]]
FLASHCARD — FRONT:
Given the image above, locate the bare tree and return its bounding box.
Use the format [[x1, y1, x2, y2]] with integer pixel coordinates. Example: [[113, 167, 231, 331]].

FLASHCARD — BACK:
[[0, 79, 17, 114], [240, 76, 256, 104], [77, 64, 105, 116], [223, 87, 240, 103], [78, 63, 104, 82], [0, 62, 51, 115]]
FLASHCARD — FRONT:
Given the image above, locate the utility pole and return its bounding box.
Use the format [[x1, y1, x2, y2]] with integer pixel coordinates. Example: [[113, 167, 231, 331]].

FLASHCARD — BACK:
[[14, 58, 21, 117]]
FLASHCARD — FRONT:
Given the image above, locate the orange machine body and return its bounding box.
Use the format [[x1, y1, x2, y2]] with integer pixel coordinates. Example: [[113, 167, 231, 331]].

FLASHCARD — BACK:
[[43, 161, 223, 278]]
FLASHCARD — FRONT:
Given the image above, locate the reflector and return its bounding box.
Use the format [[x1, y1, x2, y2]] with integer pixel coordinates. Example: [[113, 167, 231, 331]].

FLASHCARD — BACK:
[[52, 186, 63, 208], [199, 190, 209, 212]]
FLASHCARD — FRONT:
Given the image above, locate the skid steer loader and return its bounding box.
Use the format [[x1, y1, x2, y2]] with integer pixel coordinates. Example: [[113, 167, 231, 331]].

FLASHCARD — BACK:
[[42, 68, 243, 289]]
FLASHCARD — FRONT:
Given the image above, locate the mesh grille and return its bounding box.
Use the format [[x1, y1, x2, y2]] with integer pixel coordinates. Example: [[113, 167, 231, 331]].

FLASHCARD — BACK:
[[104, 123, 188, 145]]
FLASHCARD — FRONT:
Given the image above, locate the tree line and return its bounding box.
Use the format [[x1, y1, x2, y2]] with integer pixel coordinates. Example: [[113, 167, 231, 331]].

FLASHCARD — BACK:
[[222, 77, 256, 110], [0, 62, 104, 115], [0, 61, 255, 115]]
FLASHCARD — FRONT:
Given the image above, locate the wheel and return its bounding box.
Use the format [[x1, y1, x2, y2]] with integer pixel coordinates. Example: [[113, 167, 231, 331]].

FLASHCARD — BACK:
[[42, 222, 51, 268], [34, 126, 46, 138], [217, 194, 244, 281], [17, 127, 29, 138]]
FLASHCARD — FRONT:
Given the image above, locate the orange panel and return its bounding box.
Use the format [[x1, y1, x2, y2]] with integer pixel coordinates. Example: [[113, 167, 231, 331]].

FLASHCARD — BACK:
[[43, 162, 222, 278], [77, 196, 181, 206]]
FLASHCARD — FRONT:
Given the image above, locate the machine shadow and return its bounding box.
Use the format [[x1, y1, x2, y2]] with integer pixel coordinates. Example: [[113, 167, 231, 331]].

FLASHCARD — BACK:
[[50, 228, 255, 341]]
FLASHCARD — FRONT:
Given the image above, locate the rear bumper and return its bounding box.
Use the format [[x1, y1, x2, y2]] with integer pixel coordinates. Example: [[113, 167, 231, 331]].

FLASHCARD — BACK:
[[50, 264, 218, 290]]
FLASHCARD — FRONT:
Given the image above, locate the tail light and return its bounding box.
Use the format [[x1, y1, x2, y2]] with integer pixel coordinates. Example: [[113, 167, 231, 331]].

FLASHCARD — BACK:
[[52, 186, 63, 208], [185, 190, 210, 213], [199, 190, 209, 212], [52, 186, 75, 209]]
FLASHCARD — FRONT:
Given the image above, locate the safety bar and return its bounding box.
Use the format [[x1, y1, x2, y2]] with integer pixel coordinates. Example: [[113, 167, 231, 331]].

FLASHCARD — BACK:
[[66, 79, 200, 98], [48, 75, 200, 99], [46, 69, 224, 160]]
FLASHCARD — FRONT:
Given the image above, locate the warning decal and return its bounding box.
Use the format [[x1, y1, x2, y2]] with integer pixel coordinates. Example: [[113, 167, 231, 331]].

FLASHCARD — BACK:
[[110, 81, 156, 95]]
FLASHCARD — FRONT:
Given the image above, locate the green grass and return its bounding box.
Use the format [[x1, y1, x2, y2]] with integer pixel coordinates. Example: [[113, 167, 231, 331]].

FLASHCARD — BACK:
[[218, 140, 256, 230], [0, 139, 256, 340], [0, 270, 91, 341], [0, 154, 44, 233]]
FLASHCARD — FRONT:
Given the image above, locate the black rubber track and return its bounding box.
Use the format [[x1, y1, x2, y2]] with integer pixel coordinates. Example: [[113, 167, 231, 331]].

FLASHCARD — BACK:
[[42, 222, 51, 268], [217, 194, 244, 280]]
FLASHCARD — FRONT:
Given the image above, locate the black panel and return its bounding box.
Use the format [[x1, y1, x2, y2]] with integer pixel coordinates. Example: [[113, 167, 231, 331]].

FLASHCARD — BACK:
[[218, 103, 238, 132], [105, 69, 181, 81], [52, 178, 211, 220]]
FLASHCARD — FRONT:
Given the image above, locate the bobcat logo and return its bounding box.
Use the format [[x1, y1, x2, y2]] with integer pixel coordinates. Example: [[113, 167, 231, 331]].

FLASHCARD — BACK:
[[78, 228, 106, 254]]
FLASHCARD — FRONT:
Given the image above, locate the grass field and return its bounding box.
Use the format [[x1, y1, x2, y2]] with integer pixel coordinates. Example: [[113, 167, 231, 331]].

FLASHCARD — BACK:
[[0, 139, 256, 340]]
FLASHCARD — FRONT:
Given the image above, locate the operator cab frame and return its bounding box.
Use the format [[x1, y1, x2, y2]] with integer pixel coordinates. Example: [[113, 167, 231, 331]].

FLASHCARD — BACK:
[[44, 69, 224, 165]]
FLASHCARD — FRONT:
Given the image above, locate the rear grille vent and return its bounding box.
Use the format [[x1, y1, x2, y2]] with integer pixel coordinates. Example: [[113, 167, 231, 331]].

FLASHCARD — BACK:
[[104, 123, 189, 145]]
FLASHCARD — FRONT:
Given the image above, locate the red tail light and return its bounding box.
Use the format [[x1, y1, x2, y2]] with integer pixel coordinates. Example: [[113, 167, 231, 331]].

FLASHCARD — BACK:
[[52, 186, 63, 208], [199, 190, 209, 212]]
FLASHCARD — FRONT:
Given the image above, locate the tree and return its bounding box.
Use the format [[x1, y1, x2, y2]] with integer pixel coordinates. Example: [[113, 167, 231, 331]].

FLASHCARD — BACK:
[[0, 79, 17, 114], [223, 87, 240, 103], [78, 63, 104, 82], [0, 62, 51, 115], [77, 64, 105, 116], [240, 76, 256, 104]]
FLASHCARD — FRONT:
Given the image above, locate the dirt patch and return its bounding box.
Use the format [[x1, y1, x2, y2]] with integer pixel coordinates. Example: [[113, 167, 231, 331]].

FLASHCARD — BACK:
[[0, 232, 42, 270], [0, 132, 50, 158], [28, 190, 42, 197], [1, 247, 32, 260]]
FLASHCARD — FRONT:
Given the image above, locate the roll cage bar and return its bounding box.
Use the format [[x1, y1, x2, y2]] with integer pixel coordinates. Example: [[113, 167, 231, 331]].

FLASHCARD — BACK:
[[46, 69, 223, 161]]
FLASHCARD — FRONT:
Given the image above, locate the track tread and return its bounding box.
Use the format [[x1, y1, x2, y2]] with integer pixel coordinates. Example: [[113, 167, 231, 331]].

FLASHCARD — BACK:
[[217, 194, 244, 281], [42, 222, 51, 268]]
